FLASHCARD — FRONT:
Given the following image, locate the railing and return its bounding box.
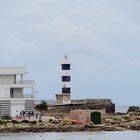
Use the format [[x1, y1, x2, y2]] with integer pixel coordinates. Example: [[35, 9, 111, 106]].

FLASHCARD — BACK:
[[15, 80, 34, 84], [23, 94, 34, 98], [11, 94, 34, 99], [0, 80, 34, 84]]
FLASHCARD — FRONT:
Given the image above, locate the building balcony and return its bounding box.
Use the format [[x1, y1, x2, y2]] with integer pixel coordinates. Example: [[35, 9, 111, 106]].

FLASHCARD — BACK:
[[0, 80, 34, 88], [15, 80, 34, 84], [0, 80, 34, 84], [23, 94, 34, 98], [10, 93, 34, 99]]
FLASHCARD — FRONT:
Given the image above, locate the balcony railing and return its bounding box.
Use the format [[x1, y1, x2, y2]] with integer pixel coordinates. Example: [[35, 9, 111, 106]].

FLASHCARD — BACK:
[[15, 80, 34, 84], [23, 94, 34, 98], [11, 94, 34, 99], [0, 80, 34, 84]]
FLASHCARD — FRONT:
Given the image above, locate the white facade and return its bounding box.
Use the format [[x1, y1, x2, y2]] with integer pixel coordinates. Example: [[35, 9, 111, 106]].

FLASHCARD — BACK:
[[0, 67, 35, 117]]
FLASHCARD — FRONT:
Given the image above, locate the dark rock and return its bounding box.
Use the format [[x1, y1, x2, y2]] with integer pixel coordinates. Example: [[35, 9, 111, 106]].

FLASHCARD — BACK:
[[127, 106, 140, 113], [130, 124, 140, 130], [115, 112, 126, 115]]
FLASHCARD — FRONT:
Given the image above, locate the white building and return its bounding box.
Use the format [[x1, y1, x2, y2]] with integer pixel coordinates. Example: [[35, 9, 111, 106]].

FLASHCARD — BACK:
[[0, 67, 35, 117]]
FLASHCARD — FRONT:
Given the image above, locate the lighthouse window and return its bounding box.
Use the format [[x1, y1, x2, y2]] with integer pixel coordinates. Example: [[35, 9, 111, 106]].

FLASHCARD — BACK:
[[62, 76, 70, 82], [62, 64, 70, 70], [62, 88, 70, 93]]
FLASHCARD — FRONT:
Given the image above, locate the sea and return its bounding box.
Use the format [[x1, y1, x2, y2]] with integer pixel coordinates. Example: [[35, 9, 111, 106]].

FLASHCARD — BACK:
[[0, 131, 139, 140], [0, 105, 139, 140]]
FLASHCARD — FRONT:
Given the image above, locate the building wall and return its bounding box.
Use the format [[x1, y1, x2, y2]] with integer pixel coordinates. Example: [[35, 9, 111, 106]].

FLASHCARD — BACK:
[[47, 100, 115, 117], [63, 94, 71, 103], [69, 109, 106, 124], [25, 100, 35, 113], [56, 95, 63, 104], [11, 99, 25, 117], [10, 99, 35, 117], [56, 94, 71, 104], [0, 75, 14, 83], [70, 110, 90, 124], [0, 85, 10, 98], [0, 75, 15, 98], [0, 100, 10, 117]]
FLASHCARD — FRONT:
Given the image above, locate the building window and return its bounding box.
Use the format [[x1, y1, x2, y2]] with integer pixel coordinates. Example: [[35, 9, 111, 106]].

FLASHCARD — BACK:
[[62, 88, 70, 93], [62, 64, 70, 70], [62, 76, 71, 82]]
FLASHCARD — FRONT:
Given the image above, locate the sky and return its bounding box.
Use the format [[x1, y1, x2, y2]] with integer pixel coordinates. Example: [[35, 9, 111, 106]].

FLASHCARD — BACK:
[[0, 0, 140, 106]]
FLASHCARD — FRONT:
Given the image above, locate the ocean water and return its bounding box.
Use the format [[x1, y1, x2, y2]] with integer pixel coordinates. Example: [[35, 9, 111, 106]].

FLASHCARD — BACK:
[[0, 131, 139, 140]]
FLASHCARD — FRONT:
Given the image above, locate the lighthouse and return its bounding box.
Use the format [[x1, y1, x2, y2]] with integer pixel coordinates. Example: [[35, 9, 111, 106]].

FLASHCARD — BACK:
[[61, 54, 71, 96], [56, 54, 71, 104]]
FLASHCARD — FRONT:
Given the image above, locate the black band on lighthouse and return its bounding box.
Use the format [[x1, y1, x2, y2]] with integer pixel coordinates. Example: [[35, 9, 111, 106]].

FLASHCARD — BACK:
[[62, 64, 70, 70]]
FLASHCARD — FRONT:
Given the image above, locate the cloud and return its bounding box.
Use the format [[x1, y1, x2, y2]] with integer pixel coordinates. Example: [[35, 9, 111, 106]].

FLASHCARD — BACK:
[[0, 0, 140, 104], [0, 0, 138, 58]]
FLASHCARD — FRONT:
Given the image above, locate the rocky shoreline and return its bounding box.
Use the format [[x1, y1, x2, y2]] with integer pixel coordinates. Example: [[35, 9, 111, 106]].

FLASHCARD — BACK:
[[0, 106, 139, 133], [0, 112, 139, 133], [0, 123, 139, 133]]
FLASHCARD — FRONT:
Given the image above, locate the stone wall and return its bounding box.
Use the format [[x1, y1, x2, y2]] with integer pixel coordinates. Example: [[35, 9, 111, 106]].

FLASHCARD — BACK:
[[71, 99, 112, 104], [46, 99, 115, 117], [56, 94, 63, 104], [56, 94, 71, 104], [69, 109, 106, 124]]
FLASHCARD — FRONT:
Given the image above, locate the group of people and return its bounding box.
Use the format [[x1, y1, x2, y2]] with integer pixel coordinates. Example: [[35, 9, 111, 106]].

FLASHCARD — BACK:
[[16, 110, 42, 120], [16, 110, 34, 119], [27, 111, 34, 119]]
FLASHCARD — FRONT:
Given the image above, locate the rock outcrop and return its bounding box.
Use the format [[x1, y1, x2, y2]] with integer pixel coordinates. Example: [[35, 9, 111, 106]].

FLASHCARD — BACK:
[[127, 106, 140, 113], [0, 106, 140, 133]]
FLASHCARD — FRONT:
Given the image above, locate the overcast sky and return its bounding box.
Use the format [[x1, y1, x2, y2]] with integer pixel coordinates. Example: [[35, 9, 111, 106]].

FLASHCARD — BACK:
[[0, 0, 140, 105]]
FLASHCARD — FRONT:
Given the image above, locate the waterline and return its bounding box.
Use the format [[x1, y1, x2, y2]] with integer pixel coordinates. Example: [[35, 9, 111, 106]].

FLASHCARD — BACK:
[[0, 131, 139, 140]]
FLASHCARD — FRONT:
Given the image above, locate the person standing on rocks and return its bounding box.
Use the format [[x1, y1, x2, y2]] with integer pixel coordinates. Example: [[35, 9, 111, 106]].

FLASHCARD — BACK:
[[28, 111, 31, 119]]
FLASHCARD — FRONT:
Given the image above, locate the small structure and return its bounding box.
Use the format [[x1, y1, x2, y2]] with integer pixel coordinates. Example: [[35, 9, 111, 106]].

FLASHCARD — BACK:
[[56, 54, 71, 104], [69, 109, 106, 124], [0, 67, 35, 117]]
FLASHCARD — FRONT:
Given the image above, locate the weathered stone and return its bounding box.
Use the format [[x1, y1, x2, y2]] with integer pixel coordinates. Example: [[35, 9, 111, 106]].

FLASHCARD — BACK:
[[127, 106, 140, 113], [46, 99, 115, 117]]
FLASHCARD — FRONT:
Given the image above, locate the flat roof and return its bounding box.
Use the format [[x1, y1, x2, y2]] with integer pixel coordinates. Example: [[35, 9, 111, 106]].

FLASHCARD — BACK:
[[0, 67, 27, 75]]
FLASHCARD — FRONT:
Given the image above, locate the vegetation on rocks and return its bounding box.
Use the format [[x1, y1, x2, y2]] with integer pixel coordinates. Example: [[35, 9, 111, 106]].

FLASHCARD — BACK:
[[35, 100, 48, 111]]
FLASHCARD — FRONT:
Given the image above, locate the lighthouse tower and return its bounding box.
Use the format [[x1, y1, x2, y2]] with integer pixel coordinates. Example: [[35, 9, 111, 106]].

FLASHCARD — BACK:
[[61, 54, 71, 100], [56, 54, 71, 104]]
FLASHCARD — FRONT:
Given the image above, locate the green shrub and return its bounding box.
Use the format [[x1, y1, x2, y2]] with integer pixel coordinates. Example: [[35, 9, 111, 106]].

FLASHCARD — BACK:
[[0, 120, 6, 125], [35, 100, 48, 111], [1, 115, 11, 120]]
